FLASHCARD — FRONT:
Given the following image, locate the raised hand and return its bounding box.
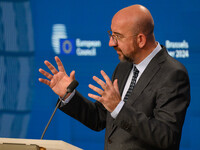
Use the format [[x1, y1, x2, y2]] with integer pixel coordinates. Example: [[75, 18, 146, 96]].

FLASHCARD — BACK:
[[39, 56, 75, 98], [88, 70, 121, 112]]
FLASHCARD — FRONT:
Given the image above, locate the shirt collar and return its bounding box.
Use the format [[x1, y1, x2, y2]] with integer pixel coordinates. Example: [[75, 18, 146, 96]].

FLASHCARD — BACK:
[[134, 42, 162, 76]]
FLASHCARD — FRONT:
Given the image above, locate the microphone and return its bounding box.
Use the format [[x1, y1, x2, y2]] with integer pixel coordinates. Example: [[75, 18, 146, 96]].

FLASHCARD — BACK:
[[41, 80, 79, 139]]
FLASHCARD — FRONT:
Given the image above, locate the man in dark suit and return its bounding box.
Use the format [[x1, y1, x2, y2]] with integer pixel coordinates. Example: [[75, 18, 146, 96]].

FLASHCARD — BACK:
[[39, 4, 190, 150]]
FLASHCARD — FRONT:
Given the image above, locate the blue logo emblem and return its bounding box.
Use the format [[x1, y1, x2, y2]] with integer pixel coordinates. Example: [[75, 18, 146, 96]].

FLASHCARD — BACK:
[[60, 39, 75, 55]]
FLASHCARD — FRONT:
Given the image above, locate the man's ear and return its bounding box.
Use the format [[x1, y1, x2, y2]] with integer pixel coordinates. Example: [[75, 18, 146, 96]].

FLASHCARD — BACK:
[[137, 33, 146, 48]]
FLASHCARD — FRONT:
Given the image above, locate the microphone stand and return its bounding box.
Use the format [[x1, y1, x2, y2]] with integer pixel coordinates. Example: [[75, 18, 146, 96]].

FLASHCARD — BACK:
[[41, 80, 78, 139], [41, 99, 62, 139]]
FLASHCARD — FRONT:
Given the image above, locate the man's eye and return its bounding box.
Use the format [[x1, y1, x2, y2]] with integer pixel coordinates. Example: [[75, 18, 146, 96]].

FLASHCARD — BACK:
[[114, 35, 120, 39]]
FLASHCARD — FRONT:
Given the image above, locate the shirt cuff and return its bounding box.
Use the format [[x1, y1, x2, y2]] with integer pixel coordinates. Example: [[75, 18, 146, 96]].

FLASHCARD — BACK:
[[60, 90, 76, 106], [111, 100, 125, 119]]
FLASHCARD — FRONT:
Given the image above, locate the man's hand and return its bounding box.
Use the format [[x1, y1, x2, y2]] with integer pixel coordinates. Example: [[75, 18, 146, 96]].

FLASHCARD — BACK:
[[88, 70, 121, 112], [38, 56, 75, 98]]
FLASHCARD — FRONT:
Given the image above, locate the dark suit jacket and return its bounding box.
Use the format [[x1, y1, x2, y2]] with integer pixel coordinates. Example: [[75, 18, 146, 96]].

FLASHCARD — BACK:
[[59, 46, 190, 150]]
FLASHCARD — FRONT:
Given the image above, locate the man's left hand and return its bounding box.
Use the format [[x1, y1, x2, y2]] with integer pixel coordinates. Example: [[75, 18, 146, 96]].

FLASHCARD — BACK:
[[88, 70, 121, 112]]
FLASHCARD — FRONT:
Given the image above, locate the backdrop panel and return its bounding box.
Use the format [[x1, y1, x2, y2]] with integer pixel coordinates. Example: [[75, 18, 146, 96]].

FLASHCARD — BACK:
[[0, 0, 199, 150]]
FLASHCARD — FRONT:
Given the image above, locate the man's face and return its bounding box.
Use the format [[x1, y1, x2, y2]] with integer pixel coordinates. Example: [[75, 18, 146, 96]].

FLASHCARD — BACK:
[[109, 17, 139, 62]]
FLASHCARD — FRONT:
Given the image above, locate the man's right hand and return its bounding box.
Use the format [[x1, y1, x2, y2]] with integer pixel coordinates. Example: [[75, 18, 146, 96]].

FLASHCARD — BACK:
[[38, 56, 75, 98]]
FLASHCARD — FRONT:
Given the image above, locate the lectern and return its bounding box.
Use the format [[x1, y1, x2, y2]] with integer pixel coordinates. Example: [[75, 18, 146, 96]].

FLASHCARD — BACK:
[[0, 138, 83, 150]]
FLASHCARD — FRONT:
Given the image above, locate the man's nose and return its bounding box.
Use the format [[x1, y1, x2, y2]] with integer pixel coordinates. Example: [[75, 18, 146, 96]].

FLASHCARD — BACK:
[[109, 37, 117, 47]]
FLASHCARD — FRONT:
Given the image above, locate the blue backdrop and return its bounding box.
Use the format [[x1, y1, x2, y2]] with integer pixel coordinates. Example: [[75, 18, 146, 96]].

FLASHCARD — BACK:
[[0, 0, 199, 150]]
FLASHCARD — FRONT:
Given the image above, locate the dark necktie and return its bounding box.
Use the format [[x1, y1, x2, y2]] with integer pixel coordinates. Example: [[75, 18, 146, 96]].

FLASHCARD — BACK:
[[123, 66, 139, 102]]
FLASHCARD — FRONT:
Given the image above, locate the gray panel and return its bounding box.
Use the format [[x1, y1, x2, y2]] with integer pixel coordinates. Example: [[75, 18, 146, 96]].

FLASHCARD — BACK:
[[0, 0, 34, 139]]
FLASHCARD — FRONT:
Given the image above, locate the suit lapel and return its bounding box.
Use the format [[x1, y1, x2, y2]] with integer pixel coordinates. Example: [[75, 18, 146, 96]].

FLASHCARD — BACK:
[[118, 63, 133, 95], [127, 61, 160, 105], [127, 47, 167, 105]]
